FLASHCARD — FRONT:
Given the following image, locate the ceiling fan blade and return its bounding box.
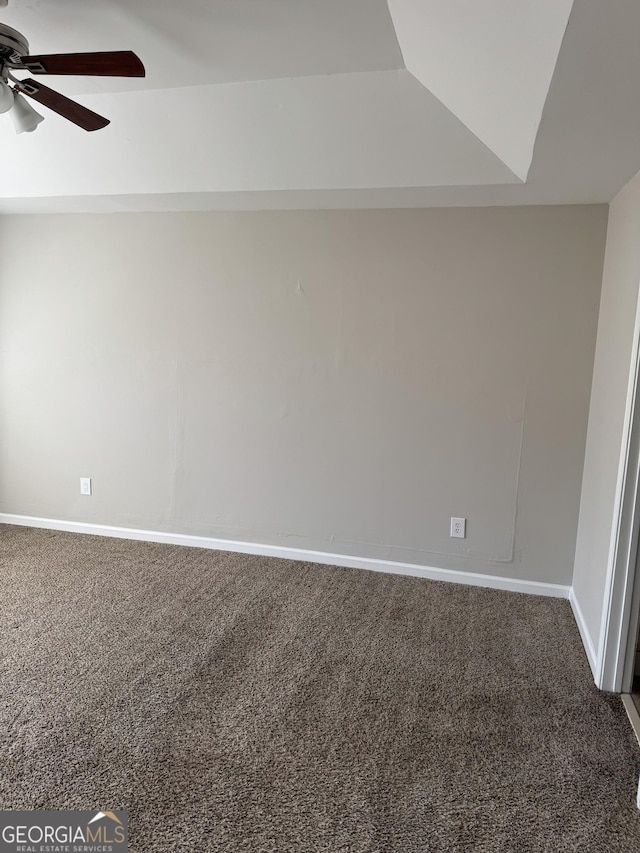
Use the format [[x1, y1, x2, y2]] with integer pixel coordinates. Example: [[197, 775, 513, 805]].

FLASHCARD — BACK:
[[15, 51, 145, 77], [14, 79, 110, 131]]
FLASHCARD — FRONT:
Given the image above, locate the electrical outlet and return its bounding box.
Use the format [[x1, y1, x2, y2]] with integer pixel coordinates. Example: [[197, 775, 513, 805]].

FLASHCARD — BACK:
[[450, 517, 466, 538], [80, 477, 92, 496]]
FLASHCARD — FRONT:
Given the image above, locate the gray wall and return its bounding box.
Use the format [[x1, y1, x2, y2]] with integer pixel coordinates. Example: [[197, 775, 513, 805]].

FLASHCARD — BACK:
[[573, 171, 640, 652], [0, 207, 606, 583]]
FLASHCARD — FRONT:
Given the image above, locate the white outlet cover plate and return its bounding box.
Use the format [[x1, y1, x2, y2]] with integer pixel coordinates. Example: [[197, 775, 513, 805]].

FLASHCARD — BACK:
[[450, 517, 466, 538], [80, 477, 92, 496]]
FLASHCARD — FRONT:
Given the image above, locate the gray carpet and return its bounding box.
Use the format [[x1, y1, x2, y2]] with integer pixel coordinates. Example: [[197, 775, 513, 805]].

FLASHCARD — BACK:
[[1, 525, 640, 852]]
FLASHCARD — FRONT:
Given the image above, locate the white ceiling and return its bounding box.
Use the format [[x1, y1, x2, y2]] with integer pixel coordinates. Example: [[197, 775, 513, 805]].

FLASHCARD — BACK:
[[5, 0, 404, 93], [388, 0, 574, 180], [0, 0, 639, 212]]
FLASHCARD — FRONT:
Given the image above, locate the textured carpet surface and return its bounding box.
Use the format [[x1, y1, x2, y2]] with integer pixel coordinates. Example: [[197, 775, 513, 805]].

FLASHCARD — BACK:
[[1, 525, 640, 852]]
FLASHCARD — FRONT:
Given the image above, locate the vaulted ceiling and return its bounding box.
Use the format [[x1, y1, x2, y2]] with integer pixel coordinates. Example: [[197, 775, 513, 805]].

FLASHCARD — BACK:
[[0, 0, 639, 212]]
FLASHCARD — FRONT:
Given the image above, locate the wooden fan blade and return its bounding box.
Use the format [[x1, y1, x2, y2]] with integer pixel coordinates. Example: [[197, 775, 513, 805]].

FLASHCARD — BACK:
[[15, 79, 110, 131], [16, 51, 145, 77]]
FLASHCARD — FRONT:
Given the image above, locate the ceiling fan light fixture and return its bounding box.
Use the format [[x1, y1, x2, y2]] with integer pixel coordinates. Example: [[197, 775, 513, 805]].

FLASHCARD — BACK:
[[10, 90, 44, 133], [0, 22, 144, 132], [0, 77, 14, 113]]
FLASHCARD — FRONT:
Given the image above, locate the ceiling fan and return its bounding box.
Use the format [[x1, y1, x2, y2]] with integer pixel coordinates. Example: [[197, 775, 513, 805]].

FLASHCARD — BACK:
[[0, 21, 145, 133]]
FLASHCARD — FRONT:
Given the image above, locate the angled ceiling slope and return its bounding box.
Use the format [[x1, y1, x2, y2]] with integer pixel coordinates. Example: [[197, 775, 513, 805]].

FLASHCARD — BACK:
[[387, 0, 574, 181], [0, 0, 521, 202], [1, 0, 639, 213], [2, 0, 405, 94]]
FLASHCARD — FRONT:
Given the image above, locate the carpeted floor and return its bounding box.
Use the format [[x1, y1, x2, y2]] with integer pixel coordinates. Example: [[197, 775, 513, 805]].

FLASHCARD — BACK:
[[1, 525, 640, 852]]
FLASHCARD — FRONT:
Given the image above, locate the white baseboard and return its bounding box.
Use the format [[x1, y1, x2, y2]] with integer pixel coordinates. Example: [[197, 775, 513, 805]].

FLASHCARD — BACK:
[[569, 587, 599, 680], [0, 512, 571, 600], [621, 695, 640, 750]]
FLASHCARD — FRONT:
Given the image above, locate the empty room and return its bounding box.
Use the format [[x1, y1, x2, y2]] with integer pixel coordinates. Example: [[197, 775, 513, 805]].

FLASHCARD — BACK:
[[2, 1, 640, 851]]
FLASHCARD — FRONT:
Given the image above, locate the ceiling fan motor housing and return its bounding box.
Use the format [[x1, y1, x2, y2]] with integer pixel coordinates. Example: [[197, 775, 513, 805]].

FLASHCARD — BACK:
[[0, 23, 28, 65]]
